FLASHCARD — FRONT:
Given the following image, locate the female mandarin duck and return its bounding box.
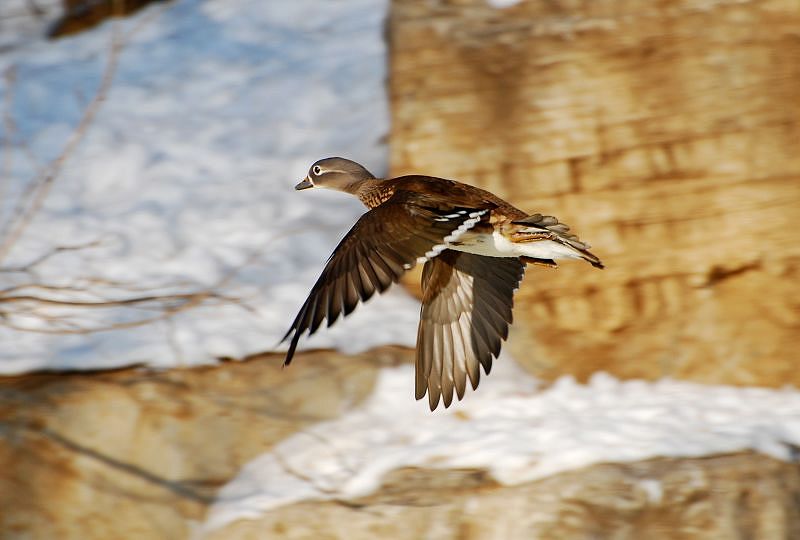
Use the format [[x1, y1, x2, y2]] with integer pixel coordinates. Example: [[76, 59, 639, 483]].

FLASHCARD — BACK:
[[282, 157, 603, 410]]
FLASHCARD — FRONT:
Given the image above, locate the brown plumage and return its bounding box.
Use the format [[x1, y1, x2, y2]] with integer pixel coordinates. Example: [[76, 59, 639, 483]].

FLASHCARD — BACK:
[[282, 157, 603, 410]]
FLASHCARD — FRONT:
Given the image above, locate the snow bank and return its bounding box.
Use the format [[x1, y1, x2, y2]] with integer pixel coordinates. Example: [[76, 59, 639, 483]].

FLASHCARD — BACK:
[[203, 362, 800, 532]]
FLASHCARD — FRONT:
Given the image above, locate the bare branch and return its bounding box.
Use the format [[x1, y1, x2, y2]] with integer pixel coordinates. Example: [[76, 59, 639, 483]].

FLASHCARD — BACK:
[[0, 291, 225, 308], [0, 289, 236, 334], [0, 25, 123, 264], [0, 65, 17, 227], [0, 239, 104, 274]]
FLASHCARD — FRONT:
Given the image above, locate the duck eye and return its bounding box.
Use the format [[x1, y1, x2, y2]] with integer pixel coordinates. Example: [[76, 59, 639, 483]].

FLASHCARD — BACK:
[[312, 166, 322, 175]]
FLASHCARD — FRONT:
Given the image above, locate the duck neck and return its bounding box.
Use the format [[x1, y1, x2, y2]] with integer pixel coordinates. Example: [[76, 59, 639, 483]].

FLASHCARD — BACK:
[[353, 178, 393, 209]]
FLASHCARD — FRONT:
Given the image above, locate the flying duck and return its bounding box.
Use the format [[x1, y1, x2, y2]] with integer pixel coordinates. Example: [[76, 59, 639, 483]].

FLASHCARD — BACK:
[[282, 157, 603, 410]]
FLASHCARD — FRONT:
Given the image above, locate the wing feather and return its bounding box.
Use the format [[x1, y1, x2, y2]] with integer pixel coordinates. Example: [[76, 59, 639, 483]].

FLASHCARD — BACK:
[[282, 191, 491, 366], [415, 250, 525, 410]]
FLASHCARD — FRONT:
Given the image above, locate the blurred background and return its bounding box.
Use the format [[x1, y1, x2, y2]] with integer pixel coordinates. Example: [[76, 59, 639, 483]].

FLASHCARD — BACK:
[[1, 0, 799, 538]]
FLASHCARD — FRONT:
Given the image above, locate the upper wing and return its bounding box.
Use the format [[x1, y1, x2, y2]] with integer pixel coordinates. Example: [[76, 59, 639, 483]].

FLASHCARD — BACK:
[[282, 192, 489, 366], [416, 250, 525, 410]]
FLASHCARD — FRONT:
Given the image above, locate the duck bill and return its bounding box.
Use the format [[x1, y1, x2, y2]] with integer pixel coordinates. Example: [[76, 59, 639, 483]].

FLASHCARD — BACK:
[[294, 177, 314, 190]]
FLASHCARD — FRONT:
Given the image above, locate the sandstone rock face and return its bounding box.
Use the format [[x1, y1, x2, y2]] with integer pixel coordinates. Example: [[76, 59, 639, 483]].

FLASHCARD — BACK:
[[0, 348, 406, 539], [208, 453, 800, 540], [389, 0, 800, 386], [2, 352, 798, 538]]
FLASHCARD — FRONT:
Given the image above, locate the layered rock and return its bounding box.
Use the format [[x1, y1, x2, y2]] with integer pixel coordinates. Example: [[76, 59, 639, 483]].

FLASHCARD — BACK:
[[2, 350, 798, 538], [0, 348, 406, 539], [389, 0, 800, 386], [208, 453, 800, 540]]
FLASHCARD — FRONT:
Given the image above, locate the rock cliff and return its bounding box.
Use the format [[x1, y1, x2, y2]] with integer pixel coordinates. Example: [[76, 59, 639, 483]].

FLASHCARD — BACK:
[[390, 0, 800, 386], [2, 355, 798, 539]]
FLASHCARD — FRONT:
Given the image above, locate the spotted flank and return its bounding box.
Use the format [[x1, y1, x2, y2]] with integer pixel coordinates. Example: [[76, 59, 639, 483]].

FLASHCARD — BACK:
[[511, 213, 604, 269]]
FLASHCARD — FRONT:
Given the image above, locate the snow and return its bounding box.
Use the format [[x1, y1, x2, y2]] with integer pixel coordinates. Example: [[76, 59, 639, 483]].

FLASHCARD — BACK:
[[639, 479, 663, 504], [203, 362, 800, 533], [0, 0, 421, 373], [486, 0, 523, 9], [0, 0, 61, 52]]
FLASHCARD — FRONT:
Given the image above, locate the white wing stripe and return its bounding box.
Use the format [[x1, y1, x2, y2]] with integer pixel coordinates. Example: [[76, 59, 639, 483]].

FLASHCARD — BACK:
[[423, 209, 487, 261], [402, 209, 489, 269]]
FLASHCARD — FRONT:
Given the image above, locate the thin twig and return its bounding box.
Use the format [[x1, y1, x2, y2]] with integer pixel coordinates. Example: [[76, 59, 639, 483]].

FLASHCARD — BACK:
[[0, 240, 103, 274], [0, 291, 217, 334], [0, 26, 123, 264], [0, 65, 17, 228], [0, 291, 226, 308]]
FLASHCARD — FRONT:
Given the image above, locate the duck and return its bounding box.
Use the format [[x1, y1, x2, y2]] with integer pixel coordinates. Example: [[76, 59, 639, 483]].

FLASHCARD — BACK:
[[282, 157, 603, 410]]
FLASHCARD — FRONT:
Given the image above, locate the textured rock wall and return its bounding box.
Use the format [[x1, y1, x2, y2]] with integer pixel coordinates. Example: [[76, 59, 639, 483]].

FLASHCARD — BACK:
[[389, 0, 800, 385], [210, 453, 800, 540], [0, 348, 404, 539], [3, 351, 798, 538]]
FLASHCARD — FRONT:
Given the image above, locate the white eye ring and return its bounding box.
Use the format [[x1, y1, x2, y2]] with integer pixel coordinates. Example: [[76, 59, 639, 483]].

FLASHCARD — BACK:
[[312, 165, 322, 175]]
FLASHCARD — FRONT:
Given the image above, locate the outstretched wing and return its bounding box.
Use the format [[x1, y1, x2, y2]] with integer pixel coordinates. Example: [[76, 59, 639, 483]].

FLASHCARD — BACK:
[[416, 250, 525, 410], [282, 192, 489, 366]]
